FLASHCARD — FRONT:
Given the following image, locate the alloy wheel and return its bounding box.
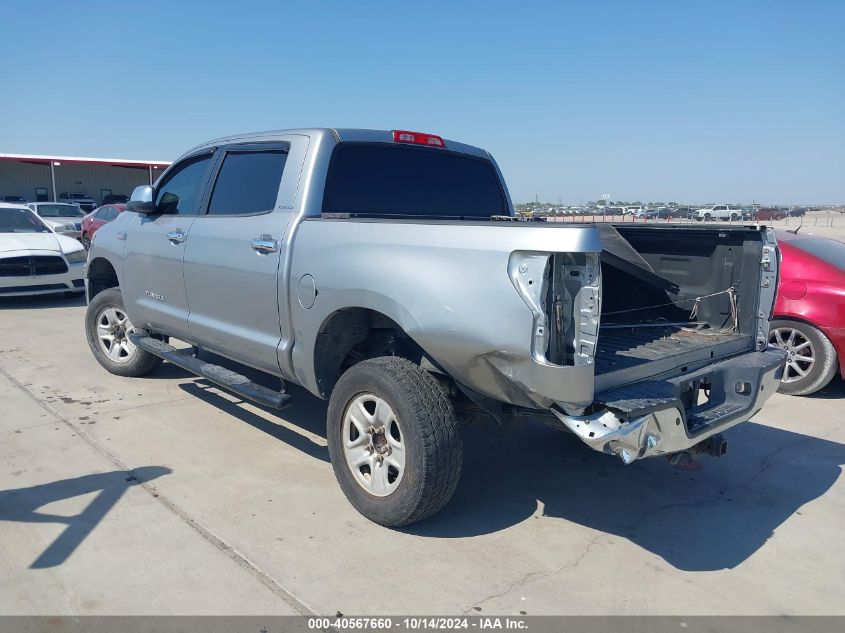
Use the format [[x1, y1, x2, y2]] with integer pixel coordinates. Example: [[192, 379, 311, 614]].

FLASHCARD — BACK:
[[770, 327, 815, 383]]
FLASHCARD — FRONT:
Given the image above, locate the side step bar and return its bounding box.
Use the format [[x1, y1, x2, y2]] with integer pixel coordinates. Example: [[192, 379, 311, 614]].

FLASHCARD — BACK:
[[129, 335, 292, 410]]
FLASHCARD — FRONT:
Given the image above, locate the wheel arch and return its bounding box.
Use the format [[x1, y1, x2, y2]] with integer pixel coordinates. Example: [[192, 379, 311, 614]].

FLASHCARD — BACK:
[[86, 256, 120, 301], [311, 307, 436, 399]]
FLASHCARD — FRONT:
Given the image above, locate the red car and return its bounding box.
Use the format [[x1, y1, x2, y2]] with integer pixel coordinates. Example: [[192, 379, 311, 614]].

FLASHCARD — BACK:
[[769, 230, 845, 394], [755, 207, 787, 221], [81, 204, 125, 249]]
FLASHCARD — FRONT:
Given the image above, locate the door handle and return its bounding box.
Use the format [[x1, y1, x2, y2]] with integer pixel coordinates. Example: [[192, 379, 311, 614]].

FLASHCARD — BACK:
[[250, 235, 278, 253], [166, 229, 186, 244]]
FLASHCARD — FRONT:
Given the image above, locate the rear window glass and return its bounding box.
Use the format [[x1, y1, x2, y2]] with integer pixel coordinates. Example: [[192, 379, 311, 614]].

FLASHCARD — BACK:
[[208, 150, 287, 215], [791, 236, 845, 270], [322, 144, 507, 218]]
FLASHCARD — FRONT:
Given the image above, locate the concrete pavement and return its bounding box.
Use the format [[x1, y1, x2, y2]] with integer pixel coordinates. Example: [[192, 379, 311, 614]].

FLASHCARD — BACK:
[[1, 294, 844, 615]]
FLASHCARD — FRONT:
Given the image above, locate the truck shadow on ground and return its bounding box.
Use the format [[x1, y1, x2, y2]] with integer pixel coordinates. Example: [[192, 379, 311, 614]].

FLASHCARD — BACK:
[[161, 351, 845, 572], [0, 466, 170, 569], [407, 419, 845, 571], [178, 381, 330, 464]]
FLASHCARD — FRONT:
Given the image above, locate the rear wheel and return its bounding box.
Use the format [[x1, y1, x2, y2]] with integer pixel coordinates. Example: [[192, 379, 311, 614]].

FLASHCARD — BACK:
[[85, 288, 163, 377], [769, 319, 838, 395], [730, 213, 738, 222], [327, 356, 463, 526]]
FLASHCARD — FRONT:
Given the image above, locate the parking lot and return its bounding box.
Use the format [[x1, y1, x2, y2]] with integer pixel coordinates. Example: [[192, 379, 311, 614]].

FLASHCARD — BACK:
[[1, 294, 844, 616]]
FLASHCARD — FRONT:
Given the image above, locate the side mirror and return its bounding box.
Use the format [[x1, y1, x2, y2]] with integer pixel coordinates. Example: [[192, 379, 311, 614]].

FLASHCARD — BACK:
[[128, 185, 156, 214]]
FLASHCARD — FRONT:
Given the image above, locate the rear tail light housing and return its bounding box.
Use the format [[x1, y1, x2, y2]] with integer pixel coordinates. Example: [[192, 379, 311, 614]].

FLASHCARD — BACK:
[[392, 130, 445, 148]]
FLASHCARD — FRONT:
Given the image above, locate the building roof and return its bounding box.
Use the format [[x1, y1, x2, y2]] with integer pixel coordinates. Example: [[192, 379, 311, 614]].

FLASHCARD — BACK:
[[0, 152, 171, 168]]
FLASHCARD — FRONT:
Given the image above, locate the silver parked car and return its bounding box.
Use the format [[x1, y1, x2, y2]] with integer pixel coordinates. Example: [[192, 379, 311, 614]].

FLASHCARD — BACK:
[[84, 128, 786, 526], [27, 202, 86, 240]]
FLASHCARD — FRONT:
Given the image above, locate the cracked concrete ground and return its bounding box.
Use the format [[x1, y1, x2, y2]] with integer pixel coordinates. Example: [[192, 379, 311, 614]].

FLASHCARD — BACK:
[[1, 294, 844, 615]]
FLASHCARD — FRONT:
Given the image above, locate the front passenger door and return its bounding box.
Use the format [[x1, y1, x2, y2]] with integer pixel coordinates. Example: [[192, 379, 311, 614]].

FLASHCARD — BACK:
[[122, 151, 215, 338]]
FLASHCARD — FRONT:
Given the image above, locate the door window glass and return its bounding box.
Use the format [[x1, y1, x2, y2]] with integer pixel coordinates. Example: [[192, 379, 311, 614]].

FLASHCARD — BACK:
[[207, 150, 287, 215], [155, 153, 214, 215]]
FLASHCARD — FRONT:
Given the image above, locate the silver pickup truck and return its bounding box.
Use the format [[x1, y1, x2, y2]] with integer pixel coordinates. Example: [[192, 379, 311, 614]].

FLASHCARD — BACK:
[[84, 128, 786, 526]]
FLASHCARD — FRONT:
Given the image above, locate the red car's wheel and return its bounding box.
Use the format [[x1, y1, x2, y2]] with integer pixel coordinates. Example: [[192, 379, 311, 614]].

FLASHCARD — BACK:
[[81, 232, 92, 249], [769, 320, 839, 395]]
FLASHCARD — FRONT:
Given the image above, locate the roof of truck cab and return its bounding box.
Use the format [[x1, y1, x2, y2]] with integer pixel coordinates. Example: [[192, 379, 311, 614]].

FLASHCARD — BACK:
[[181, 128, 490, 161]]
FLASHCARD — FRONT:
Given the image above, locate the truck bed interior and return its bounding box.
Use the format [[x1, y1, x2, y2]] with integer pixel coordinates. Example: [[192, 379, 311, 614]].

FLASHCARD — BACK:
[[594, 225, 763, 391]]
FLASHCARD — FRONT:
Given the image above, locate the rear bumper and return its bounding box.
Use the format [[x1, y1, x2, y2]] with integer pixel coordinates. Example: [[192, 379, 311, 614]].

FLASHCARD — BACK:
[[551, 347, 787, 463]]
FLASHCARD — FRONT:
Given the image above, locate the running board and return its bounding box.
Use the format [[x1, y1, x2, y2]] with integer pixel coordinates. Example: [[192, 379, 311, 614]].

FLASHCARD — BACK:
[[129, 335, 292, 410]]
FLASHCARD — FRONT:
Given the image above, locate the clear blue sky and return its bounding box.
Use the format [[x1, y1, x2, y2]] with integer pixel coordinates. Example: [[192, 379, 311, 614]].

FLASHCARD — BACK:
[[1, 0, 842, 204]]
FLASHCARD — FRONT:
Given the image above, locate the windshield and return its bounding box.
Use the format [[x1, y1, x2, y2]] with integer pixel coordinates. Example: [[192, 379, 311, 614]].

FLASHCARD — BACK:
[[66, 194, 90, 200], [0, 208, 51, 233], [791, 236, 845, 270], [323, 143, 508, 218], [36, 204, 85, 218]]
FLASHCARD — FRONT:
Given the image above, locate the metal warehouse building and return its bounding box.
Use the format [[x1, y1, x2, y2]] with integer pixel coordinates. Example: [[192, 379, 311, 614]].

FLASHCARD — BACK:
[[0, 153, 171, 205]]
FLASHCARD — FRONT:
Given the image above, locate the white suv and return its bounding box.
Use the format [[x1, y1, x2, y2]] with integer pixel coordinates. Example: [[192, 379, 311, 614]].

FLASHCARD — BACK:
[[694, 204, 744, 222]]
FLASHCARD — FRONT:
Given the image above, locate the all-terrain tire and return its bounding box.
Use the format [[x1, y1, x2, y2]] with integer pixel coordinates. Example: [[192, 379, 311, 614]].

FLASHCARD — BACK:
[[85, 288, 163, 377], [326, 356, 463, 527], [770, 319, 839, 396]]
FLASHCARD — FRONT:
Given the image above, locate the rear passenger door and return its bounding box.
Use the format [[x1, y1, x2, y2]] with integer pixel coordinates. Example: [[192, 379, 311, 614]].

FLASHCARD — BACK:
[[182, 141, 298, 374]]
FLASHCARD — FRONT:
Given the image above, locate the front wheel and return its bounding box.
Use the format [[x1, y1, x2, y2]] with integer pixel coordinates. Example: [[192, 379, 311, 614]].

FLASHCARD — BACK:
[[704, 213, 712, 221], [327, 356, 463, 526], [85, 288, 163, 377], [769, 319, 839, 395]]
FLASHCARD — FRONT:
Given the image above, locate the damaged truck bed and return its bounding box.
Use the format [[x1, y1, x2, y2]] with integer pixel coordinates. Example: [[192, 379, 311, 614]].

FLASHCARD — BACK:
[[548, 223, 785, 463]]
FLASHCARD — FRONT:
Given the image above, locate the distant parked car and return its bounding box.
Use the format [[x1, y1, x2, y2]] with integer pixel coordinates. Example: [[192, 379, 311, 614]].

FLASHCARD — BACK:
[[58, 192, 97, 212], [101, 194, 130, 205], [81, 204, 126, 249], [755, 207, 787, 221], [770, 230, 845, 395], [788, 207, 807, 217], [635, 209, 658, 219], [0, 204, 86, 297], [655, 207, 676, 219], [694, 204, 743, 221], [26, 202, 86, 240], [3, 195, 28, 204]]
